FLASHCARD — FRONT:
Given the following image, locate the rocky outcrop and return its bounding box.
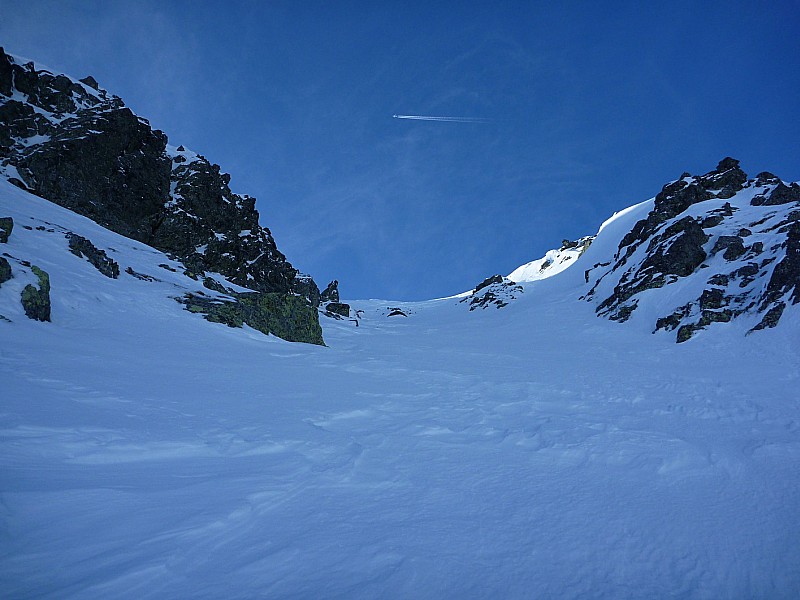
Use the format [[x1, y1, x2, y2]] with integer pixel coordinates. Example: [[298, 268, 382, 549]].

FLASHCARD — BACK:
[[320, 280, 340, 303], [0, 48, 323, 343], [0, 256, 11, 285], [461, 274, 523, 310], [325, 302, 350, 318], [0, 216, 12, 243], [20, 265, 50, 321], [66, 233, 119, 278], [318, 281, 351, 319], [585, 158, 800, 341], [181, 291, 324, 345]]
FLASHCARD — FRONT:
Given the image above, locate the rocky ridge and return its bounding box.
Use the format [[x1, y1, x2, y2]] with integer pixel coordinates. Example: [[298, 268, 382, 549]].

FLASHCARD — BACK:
[[584, 158, 800, 341], [0, 48, 324, 343]]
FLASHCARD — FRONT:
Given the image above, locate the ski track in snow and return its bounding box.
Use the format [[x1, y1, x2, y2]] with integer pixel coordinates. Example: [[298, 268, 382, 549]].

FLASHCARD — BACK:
[[1, 181, 800, 598]]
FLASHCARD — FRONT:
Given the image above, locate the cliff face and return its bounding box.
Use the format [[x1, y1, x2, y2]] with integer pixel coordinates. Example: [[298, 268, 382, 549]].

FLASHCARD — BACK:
[[0, 48, 323, 343]]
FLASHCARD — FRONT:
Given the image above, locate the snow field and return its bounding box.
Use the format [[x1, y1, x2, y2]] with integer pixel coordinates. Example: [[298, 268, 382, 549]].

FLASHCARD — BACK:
[[1, 181, 799, 598]]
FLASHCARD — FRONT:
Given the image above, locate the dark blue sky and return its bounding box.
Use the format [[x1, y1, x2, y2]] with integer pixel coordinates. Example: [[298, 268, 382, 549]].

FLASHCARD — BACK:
[[2, 1, 798, 299]]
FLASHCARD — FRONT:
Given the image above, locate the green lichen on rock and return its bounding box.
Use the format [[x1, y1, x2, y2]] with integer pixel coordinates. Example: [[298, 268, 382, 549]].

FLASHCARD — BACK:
[[181, 290, 324, 345], [21, 264, 51, 321], [0, 216, 12, 243]]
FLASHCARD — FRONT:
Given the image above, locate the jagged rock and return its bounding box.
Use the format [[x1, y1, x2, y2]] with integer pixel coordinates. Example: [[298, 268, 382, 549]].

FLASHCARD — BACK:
[[699, 288, 727, 310], [560, 237, 593, 253], [699, 309, 732, 326], [462, 275, 523, 311], [21, 265, 50, 321], [751, 302, 785, 331], [707, 274, 729, 286], [66, 233, 119, 278], [79, 75, 99, 90], [474, 274, 504, 293], [676, 324, 698, 343], [320, 280, 340, 303], [0, 217, 12, 242], [701, 215, 724, 229], [711, 235, 745, 261], [738, 228, 752, 237], [705, 158, 748, 198], [387, 308, 407, 317], [655, 303, 692, 332], [751, 181, 800, 206], [125, 267, 158, 282], [644, 217, 708, 277], [293, 275, 321, 308], [0, 256, 11, 285], [325, 302, 350, 318], [760, 221, 800, 309]]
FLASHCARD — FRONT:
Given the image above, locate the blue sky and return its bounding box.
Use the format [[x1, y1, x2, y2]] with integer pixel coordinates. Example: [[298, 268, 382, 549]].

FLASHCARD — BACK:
[[2, 1, 798, 300]]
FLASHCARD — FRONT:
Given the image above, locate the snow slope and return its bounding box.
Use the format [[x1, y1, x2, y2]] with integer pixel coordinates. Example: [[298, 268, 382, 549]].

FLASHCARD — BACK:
[[2, 180, 800, 598]]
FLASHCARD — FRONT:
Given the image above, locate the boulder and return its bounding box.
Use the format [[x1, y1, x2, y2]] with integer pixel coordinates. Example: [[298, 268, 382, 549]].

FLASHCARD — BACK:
[[20, 265, 50, 321]]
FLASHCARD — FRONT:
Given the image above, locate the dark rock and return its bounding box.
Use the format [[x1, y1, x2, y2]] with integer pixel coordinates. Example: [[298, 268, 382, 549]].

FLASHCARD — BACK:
[[387, 308, 407, 317], [734, 263, 759, 279], [655, 303, 692, 332], [560, 236, 594, 254], [711, 235, 745, 261], [325, 302, 350, 318], [761, 221, 800, 306], [158, 263, 177, 272], [706, 159, 748, 199], [643, 217, 708, 277], [292, 275, 321, 308], [182, 291, 324, 345], [751, 302, 785, 331], [0, 256, 11, 285], [202, 277, 230, 294], [699, 309, 732, 326], [0, 216, 12, 242], [609, 301, 637, 322], [474, 274, 504, 293], [701, 215, 724, 229], [676, 324, 698, 343], [751, 182, 800, 206], [125, 266, 158, 282], [79, 75, 99, 90], [738, 228, 752, 237], [699, 288, 727, 310], [20, 265, 50, 321], [320, 280, 340, 303], [0, 48, 12, 96], [755, 171, 780, 186], [707, 274, 729, 286], [66, 233, 119, 278]]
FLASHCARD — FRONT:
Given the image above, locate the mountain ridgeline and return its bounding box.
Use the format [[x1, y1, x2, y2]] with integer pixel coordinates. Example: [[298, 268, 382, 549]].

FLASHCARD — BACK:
[[0, 48, 327, 344], [1, 48, 798, 345]]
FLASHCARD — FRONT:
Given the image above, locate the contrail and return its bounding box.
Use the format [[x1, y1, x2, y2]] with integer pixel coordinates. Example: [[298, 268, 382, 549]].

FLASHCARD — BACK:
[[392, 114, 490, 123]]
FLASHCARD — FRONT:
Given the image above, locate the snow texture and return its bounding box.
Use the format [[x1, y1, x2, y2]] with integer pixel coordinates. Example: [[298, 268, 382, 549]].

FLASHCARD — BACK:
[[1, 180, 799, 598]]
